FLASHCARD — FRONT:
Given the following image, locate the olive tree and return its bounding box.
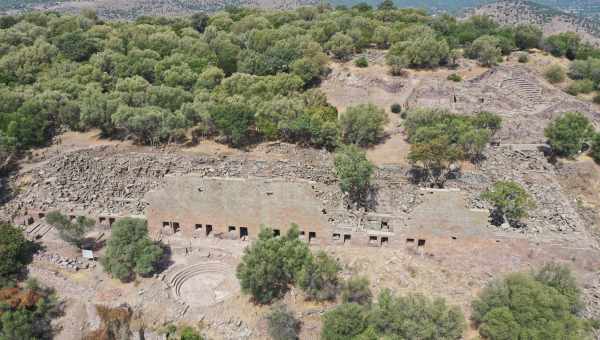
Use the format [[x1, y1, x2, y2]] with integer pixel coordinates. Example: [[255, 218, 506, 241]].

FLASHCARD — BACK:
[[473, 264, 590, 340], [544, 112, 594, 158], [481, 180, 536, 227], [334, 144, 374, 207], [339, 104, 388, 146], [236, 226, 311, 304], [101, 218, 164, 282]]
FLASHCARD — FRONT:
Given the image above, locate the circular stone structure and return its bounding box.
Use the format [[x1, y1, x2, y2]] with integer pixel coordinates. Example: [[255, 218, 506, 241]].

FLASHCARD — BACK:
[[169, 261, 239, 307]]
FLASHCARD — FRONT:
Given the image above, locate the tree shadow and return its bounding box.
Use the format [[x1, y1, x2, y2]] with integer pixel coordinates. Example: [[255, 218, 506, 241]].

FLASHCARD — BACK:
[[154, 243, 173, 275]]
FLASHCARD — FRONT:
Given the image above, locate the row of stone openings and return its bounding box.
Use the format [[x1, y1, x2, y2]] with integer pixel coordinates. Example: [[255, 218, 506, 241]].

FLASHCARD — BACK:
[[266, 228, 317, 244], [332, 233, 352, 244], [20, 212, 116, 227], [97, 216, 116, 227], [368, 235, 390, 247], [406, 238, 426, 248]]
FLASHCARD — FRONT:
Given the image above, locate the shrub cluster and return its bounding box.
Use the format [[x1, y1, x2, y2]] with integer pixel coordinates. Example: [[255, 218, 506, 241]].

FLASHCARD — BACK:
[[404, 108, 501, 186], [236, 226, 340, 304], [101, 218, 164, 282], [321, 290, 466, 340], [473, 264, 591, 340]]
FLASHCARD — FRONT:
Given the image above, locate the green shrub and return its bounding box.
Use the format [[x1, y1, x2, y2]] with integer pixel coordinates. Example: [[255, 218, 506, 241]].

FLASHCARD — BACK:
[[341, 276, 372, 305], [322, 291, 466, 340], [354, 57, 368, 68], [517, 52, 529, 63], [481, 180, 536, 227], [591, 133, 600, 163], [544, 65, 566, 84], [339, 104, 388, 146], [334, 144, 374, 206], [297, 251, 340, 301], [266, 305, 300, 340], [467, 35, 502, 66], [390, 103, 402, 114], [566, 79, 595, 95], [473, 264, 590, 340], [447, 73, 462, 82], [101, 218, 164, 282], [236, 226, 311, 304], [0, 224, 35, 287], [0, 282, 58, 339], [321, 303, 369, 340], [544, 112, 594, 157]]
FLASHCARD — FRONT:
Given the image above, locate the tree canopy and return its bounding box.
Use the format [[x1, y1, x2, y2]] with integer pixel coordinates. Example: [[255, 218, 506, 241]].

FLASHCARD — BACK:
[[544, 112, 594, 158], [101, 218, 164, 282], [472, 263, 591, 340], [482, 180, 536, 227], [236, 226, 311, 304], [0, 7, 583, 165], [0, 224, 35, 287], [334, 144, 375, 206], [321, 290, 466, 340]]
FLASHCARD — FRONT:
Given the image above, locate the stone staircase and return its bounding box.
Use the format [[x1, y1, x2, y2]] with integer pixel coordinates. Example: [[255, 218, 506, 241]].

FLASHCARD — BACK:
[[500, 68, 547, 114], [22, 221, 53, 240]]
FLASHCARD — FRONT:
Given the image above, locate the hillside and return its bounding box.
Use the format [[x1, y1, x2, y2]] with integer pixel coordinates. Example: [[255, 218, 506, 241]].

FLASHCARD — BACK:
[[468, 0, 600, 43]]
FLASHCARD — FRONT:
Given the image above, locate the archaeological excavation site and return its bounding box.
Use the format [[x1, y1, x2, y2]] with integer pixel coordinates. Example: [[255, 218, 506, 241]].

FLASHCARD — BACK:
[[2, 3, 600, 340]]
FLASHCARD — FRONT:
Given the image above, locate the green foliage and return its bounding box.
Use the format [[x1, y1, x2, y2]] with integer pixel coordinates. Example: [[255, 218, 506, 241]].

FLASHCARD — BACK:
[[408, 135, 461, 187], [334, 144, 374, 205], [567, 79, 595, 95], [514, 24, 542, 50], [354, 56, 368, 68], [297, 251, 341, 301], [591, 133, 600, 163], [0, 224, 35, 286], [370, 290, 466, 340], [544, 112, 594, 157], [544, 64, 566, 84], [322, 291, 465, 340], [467, 35, 502, 66], [472, 264, 590, 340], [481, 181, 536, 226], [404, 109, 500, 186], [266, 304, 300, 340], [0, 283, 58, 340], [46, 211, 95, 248], [236, 226, 311, 304], [54, 30, 101, 62], [386, 32, 449, 69], [341, 276, 372, 306], [567, 58, 600, 87], [544, 32, 581, 59], [0, 8, 576, 160], [321, 303, 369, 340], [447, 73, 462, 82], [339, 104, 388, 146], [517, 52, 529, 63], [179, 326, 204, 340], [325, 33, 354, 61], [101, 218, 164, 282]]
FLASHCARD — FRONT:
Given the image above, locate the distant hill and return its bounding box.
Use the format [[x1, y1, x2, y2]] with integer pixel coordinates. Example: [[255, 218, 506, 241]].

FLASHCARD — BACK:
[[467, 0, 600, 43], [1, 0, 599, 28]]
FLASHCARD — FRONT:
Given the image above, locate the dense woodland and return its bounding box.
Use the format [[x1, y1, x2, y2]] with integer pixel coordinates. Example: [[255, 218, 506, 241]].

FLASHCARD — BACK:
[[2, 2, 600, 169], [2, 4, 600, 339]]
